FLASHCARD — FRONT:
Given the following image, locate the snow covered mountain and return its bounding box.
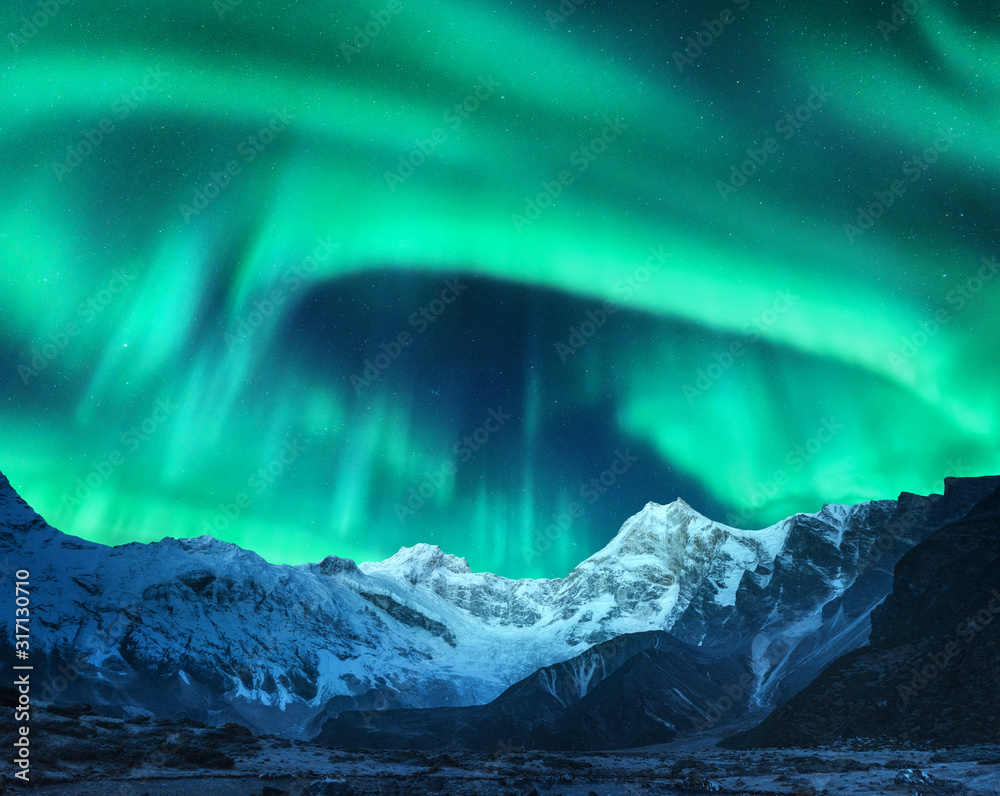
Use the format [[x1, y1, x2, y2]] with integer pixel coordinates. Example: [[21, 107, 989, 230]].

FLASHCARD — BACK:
[[2, 469, 993, 740]]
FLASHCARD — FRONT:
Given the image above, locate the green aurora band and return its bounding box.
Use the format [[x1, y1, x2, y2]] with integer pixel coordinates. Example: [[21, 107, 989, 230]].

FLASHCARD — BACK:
[[1, 0, 998, 576]]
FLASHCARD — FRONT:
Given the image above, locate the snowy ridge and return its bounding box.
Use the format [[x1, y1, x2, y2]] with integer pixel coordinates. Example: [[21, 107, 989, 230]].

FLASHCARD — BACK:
[[0, 472, 936, 739], [0, 471, 48, 530], [360, 542, 473, 582]]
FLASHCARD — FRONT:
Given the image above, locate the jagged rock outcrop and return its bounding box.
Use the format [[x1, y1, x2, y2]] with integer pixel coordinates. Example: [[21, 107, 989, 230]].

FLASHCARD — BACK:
[[723, 476, 1000, 748]]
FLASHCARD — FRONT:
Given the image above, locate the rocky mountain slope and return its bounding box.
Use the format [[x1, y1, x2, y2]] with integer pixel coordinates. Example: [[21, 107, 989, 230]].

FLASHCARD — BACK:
[[316, 629, 753, 751], [724, 475, 1000, 749], [2, 469, 993, 742]]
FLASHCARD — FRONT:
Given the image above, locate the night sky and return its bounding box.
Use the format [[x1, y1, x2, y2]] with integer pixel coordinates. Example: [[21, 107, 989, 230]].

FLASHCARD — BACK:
[[2, 0, 998, 577]]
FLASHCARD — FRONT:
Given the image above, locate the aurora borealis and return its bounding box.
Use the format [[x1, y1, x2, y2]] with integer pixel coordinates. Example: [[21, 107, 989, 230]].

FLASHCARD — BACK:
[[1, 0, 998, 578]]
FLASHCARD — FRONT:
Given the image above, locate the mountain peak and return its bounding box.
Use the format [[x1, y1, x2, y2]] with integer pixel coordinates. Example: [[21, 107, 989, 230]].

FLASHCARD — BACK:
[[636, 497, 713, 525], [665, 496, 710, 520], [0, 469, 46, 529], [360, 542, 472, 583], [581, 498, 721, 565]]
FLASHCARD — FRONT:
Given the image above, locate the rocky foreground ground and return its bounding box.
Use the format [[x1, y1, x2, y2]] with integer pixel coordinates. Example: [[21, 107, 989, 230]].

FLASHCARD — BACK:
[[4, 695, 1000, 796]]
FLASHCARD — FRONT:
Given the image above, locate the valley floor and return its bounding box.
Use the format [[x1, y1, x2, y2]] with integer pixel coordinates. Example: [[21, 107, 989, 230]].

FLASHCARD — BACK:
[[13, 710, 1000, 796]]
